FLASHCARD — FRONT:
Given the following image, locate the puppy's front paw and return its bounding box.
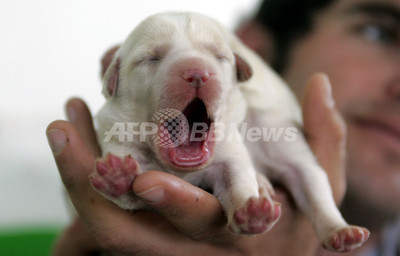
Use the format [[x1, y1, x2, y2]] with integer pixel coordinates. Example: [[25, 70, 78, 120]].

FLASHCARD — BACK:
[[323, 226, 370, 252], [230, 197, 281, 235], [90, 153, 139, 197]]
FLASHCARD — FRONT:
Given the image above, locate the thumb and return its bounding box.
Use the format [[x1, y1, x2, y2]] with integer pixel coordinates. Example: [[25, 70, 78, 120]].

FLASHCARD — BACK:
[[302, 73, 347, 204]]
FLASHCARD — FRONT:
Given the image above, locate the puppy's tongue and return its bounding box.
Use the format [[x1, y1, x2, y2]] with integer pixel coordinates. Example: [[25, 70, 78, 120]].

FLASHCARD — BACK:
[[167, 130, 213, 167]]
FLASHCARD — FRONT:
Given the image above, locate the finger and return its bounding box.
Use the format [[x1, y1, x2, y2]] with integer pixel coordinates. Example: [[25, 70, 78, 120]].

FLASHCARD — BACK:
[[52, 217, 101, 256], [101, 45, 120, 77], [46, 121, 210, 254], [65, 98, 101, 157], [301, 73, 347, 203], [46, 120, 143, 241], [46, 120, 116, 219], [133, 171, 233, 242], [46, 120, 146, 252]]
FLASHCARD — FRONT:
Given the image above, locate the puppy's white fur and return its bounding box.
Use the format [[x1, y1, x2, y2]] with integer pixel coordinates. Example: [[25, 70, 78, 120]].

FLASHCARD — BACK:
[[94, 12, 368, 251]]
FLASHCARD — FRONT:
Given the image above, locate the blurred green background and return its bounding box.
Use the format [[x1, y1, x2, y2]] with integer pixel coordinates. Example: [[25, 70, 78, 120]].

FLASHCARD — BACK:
[[0, 226, 60, 256]]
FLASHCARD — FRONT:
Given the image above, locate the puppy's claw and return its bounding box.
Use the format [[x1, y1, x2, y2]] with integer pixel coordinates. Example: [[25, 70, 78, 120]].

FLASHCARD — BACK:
[[324, 226, 370, 252], [230, 197, 281, 235]]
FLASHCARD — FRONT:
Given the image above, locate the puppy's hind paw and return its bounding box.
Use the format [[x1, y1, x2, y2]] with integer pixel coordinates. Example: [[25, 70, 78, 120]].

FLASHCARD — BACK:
[[230, 197, 281, 235], [323, 226, 370, 252], [90, 153, 139, 197]]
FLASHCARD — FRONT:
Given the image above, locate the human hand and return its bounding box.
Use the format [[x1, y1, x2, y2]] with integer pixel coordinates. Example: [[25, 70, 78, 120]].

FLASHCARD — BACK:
[[48, 56, 346, 255], [48, 98, 252, 256]]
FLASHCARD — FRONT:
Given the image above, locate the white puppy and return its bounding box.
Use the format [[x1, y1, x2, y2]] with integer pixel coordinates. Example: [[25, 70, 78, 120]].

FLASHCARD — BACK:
[[90, 12, 369, 252]]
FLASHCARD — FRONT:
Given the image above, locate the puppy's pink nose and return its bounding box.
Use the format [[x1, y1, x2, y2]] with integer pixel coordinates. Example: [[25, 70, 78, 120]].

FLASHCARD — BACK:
[[183, 69, 209, 87]]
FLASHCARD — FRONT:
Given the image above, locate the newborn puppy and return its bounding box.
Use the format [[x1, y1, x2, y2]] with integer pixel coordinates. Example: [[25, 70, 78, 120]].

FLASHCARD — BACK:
[[90, 12, 369, 252]]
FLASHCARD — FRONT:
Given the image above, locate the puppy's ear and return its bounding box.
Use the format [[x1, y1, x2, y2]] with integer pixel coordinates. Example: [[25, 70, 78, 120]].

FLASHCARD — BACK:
[[235, 53, 252, 82], [103, 57, 120, 98], [101, 45, 120, 77]]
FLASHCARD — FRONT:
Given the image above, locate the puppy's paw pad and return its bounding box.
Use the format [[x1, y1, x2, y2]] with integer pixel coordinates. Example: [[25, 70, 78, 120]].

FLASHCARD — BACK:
[[90, 154, 139, 197], [231, 197, 281, 235], [324, 226, 370, 252]]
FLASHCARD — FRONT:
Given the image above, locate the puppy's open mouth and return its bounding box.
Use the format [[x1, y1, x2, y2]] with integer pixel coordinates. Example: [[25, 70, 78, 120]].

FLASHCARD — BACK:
[[157, 98, 215, 170]]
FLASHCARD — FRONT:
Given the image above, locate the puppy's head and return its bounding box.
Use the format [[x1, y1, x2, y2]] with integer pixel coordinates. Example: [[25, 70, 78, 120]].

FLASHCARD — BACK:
[[102, 12, 252, 171]]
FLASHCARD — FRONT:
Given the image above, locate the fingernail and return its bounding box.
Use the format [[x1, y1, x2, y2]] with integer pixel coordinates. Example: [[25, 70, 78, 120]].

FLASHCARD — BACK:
[[66, 103, 77, 122], [47, 129, 67, 154], [321, 75, 335, 109], [136, 186, 164, 204]]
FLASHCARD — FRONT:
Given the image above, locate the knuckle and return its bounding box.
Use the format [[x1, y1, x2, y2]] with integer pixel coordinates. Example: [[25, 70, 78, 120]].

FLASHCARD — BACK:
[[94, 228, 154, 255], [94, 229, 126, 252], [60, 172, 77, 191], [191, 228, 235, 244]]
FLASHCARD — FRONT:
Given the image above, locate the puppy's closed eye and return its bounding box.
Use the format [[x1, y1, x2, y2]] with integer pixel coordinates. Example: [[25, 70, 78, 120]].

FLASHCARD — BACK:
[[148, 55, 162, 62], [139, 55, 162, 65], [215, 53, 230, 62], [151, 45, 170, 60], [137, 45, 170, 66]]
